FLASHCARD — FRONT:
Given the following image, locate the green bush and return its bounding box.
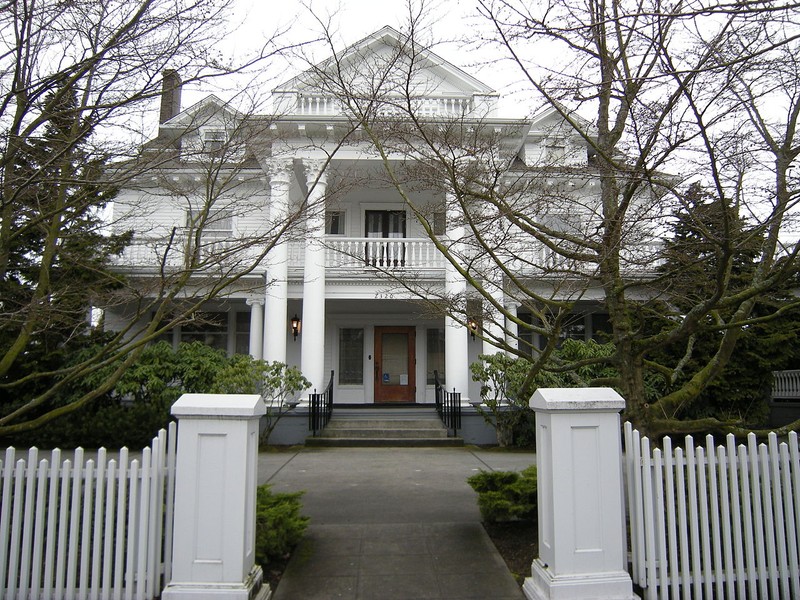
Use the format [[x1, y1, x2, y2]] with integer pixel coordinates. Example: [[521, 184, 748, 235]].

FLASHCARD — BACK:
[[255, 484, 310, 568], [3, 342, 277, 449], [467, 465, 537, 523]]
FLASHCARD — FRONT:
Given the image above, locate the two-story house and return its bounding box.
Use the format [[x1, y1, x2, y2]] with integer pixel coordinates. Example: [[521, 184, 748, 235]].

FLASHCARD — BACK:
[[108, 26, 619, 405]]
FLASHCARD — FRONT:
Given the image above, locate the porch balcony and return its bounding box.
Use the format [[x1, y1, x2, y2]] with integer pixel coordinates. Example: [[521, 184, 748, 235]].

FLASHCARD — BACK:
[[114, 235, 660, 279], [114, 235, 447, 276]]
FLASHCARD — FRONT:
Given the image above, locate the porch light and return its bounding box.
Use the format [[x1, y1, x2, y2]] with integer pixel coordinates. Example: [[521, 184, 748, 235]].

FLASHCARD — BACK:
[[291, 314, 301, 340], [467, 318, 478, 341]]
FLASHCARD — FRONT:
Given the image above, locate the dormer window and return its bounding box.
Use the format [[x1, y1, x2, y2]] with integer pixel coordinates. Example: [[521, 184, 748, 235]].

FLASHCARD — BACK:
[[201, 128, 226, 154]]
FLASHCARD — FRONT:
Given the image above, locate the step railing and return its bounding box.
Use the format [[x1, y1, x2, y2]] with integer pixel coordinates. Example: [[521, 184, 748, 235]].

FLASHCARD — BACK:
[[433, 370, 461, 437], [309, 370, 334, 437]]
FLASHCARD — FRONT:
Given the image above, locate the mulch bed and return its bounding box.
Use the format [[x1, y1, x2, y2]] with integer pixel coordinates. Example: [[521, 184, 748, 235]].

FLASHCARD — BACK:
[[482, 521, 538, 585]]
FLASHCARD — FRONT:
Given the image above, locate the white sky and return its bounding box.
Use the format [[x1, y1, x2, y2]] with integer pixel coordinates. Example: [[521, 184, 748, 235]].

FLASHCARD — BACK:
[[180, 0, 536, 118]]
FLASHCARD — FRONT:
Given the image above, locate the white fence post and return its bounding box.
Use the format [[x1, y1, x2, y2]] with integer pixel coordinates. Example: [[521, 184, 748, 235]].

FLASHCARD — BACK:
[[162, 393, 270, 600], [524, 387, 638, 600]]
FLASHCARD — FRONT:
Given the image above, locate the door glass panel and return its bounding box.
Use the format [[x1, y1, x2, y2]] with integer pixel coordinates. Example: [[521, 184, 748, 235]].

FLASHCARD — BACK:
[[381, 333, 408, 386]]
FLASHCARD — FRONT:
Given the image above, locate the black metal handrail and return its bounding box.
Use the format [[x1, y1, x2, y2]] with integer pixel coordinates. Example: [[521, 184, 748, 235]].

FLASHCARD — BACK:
[[434, 370, 461, 437], [309, 370, 334, 436]]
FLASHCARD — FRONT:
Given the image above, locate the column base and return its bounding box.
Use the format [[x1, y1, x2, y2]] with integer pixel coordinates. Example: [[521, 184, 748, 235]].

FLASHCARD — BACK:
[[522, 559, 639, 600], [162, 566, 270, 600]]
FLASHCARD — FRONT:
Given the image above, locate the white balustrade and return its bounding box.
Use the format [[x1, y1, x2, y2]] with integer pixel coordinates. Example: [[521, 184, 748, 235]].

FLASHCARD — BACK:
[[772, 370, 800, 399]]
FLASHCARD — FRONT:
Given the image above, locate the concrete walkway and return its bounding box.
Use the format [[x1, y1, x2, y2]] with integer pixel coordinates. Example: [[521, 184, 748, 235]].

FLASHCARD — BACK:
[[258, 447, 535, 600]]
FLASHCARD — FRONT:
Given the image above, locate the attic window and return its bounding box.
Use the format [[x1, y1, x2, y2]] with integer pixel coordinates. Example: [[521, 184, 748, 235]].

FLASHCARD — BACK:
[[201, 129, 226, 154], [545, 138, 566, 162]]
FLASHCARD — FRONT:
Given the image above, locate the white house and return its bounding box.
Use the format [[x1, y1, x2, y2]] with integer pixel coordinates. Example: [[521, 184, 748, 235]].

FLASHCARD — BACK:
[[108, 26, 630, 405]]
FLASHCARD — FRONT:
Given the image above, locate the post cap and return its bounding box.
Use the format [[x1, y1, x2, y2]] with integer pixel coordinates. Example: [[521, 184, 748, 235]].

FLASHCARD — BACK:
[[171, 394, 266, 418], [530, 387, 625, 412]]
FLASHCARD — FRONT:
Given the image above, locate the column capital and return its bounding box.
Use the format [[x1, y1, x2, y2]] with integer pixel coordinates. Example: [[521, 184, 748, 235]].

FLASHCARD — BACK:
[[265, 158, 293, 186], [302, 159, 328, 186], [246, 297, 265, 307]]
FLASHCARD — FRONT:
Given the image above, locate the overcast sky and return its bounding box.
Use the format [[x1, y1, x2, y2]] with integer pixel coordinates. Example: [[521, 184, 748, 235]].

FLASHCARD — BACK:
[[181, 0, 536, 118]]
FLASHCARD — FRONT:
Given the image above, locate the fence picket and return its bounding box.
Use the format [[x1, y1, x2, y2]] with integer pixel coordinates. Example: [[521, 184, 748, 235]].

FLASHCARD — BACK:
[[8, 460, 26, 596], [684, 436, 702, 600], [715, 446, 735, 599], [19, 448, 39, 597], [79, 460, 96, 599], [767, 434, 790, 599], [738, 446, 758, 600], [628, 426, 800, 599], [0, 429, 175, 600], [91, 449, 108, 600], [0, 448, 14, 597], [30, 459, 49, 598], [124, 458, 139, 600], [66, 449, 84, 600], [102, 459, 117, 600], [759, 447, 780, 599], [137, 449, 152, 600], [113, 448, 129, 600], [641, 437, 658, 600], [43, 448, 61, 600], [746, 434, 769, 599], [780, 443, 800, 599], [673, 447, 691, 599], [662, 437, 680, 600], [653, 447, 669, 600], [725, 435, 746, 600]]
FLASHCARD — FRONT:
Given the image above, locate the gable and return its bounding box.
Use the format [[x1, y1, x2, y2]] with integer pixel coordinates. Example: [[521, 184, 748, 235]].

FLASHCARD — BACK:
[[274, 26, 497, 106]]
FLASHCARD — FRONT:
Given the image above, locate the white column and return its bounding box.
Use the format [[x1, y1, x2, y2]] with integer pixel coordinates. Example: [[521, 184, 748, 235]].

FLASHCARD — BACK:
[[505, 302, 519, 354], [524, 388, 638, 600], [247, 298, 264, 361], [300, 160, 328, 391], [263, 159, 292, 364], [163, 394, 268, 600], [444, 192, 470, 401]]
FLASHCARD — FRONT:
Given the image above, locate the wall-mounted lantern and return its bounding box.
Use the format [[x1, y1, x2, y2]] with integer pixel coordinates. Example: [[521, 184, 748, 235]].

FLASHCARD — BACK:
[[291, 314, 301, 341], [467, 318, 479, 341]]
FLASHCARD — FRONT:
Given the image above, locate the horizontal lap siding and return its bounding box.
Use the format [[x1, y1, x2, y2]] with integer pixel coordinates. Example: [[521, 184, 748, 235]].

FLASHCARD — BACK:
[[625, 424, 800, 600]]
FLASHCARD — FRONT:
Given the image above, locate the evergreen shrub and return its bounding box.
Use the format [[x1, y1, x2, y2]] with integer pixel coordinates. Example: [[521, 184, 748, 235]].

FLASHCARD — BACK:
[[255, 484, 309, 568], [467, 465, 537, 523]]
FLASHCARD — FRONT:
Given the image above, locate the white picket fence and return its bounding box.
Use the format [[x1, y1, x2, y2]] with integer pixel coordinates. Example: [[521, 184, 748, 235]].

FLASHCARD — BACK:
[[624, 423, 800, 600], [0, 423, 177, 600]]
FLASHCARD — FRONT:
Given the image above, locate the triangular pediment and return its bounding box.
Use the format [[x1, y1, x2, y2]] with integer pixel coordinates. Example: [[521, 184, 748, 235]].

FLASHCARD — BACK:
[[274, 26, 497, 101], [527, 105, 595, 138], [159, 95, 240, 131]]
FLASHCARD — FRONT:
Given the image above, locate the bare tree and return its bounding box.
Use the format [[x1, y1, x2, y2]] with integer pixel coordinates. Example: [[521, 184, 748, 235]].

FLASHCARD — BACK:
[[0, 0, 323, 435], [309, 1, 800, 436]]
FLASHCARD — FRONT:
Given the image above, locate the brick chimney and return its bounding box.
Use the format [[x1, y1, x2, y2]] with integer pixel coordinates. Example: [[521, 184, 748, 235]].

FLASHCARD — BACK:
[[159, 69, 182, 124]]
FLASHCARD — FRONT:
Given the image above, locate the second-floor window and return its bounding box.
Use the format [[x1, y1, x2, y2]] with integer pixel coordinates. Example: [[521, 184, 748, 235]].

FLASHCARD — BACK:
[[326, 211, 345, 235], [186, 208, 233, 240]]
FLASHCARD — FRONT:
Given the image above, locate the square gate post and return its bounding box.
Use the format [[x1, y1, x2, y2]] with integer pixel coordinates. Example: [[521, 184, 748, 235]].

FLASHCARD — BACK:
[[524, 388, 638, 600], [163, 394, 270, 600]]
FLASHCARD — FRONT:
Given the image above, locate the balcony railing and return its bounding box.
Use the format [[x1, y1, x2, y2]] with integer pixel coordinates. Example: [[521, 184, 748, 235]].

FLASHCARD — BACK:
[[323, 237, 446, 271], [114, 234, 659, 279], [281, 93, 475, 117]]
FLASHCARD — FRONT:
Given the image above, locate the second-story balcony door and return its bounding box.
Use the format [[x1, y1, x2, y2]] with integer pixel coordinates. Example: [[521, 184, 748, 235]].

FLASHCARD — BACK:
[[365, 210, 406, 267]]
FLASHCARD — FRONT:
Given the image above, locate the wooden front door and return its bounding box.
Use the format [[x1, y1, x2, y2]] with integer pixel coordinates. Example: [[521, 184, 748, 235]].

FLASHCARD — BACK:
[[374, 326, 416, 403]]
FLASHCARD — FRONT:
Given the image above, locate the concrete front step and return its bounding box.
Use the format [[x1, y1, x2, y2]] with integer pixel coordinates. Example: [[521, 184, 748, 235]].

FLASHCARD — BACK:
[[320, 427, 449, 439], [306, 408, 463, 447], [305, 436, 464, 447]]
